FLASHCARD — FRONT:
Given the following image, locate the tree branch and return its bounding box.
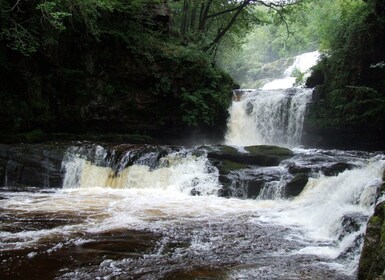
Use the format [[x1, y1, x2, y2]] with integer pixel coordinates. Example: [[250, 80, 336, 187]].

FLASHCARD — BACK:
[[204, 0, 251, 51], [206, 3, 248, 20]]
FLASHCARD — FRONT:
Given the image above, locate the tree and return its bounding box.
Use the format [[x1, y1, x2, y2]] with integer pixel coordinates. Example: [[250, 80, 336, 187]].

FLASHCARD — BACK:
[[170, 0, 307, 54], [0, 0, 160, 56]]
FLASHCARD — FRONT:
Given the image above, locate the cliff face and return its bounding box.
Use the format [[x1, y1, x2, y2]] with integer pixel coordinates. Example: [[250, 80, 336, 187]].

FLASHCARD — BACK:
[[0, 144, 66, 188]]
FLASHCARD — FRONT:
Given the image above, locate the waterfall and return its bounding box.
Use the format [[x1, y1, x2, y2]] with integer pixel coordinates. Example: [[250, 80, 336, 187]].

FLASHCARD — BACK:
[[225, 51, 319, 147], [61, 145, 220, 196], [262, 51, 320, 90], [225, 88, 312, 146]]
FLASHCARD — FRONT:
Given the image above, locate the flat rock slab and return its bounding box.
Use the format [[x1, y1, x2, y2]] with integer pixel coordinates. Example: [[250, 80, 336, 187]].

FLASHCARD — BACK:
[[207, 145, 293, 168]]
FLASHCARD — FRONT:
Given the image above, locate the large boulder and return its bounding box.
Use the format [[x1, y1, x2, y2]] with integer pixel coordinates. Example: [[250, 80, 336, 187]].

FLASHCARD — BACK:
[[207, 145, 294, 199]]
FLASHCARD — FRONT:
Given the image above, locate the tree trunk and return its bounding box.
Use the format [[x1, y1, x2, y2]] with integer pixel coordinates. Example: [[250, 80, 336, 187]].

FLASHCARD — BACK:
[[198, 0, 213, 32], [180, 0, 190, 36]]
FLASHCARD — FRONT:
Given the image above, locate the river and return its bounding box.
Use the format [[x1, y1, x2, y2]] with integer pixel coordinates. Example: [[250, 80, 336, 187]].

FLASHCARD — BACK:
[[1, 52, 384, 280]]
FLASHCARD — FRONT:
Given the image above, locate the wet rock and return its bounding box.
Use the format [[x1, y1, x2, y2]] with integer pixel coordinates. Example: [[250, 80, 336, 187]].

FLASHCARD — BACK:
[[66, 144, 172, 172], [220, 179, 265, 199], [215, 160, 249, 175], [207, 145, 293, 168], [339, 213, 367, 241], [286, 173, 308, 197], [338, 233, 365, 261], [246, 102, 254, 114], [0, 144, 67, 188], [337, 213, 368, 264], [218, 167, 284, 199], [287, 164, 311, 175], [132, 145, 170, 170], [305, 69, 325, 88], [358, 202, 385, 280], [321, 162, 355, 176]]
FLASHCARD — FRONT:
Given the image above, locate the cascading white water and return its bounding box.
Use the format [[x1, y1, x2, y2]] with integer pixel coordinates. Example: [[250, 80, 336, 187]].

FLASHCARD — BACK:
[[262, 51, 320, 90], [62, 146, 220, 196], [225, 88, 312, 146], [225, 51, 320, 147]]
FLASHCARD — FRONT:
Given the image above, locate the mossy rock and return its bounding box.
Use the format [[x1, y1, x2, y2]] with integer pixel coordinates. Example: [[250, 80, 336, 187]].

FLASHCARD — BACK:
[[358, 201, 385, 280], [217, 160, 249, 174], [207, 145, 293, 167], [244, 145, 293, 158]]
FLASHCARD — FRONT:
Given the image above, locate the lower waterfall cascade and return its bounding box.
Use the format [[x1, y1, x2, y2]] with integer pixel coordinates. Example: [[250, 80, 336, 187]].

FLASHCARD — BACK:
[[1, 143, 384, 279]]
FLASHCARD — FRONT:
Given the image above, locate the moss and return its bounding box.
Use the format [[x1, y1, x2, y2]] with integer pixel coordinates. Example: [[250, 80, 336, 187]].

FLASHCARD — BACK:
[[207, 145, 293, 167], [244, 145, 293, 158], [358, 201, 385, 280], [370, 216, 382, 226], [381, 203, 385, 244], [219, 160, 249, 174], [216, 145, 239, 155]]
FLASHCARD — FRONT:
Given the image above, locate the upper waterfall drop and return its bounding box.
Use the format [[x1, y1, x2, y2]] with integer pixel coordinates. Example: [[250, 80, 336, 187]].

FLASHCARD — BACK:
[[262, 51, 320, 90], [225, 51, 320, 147]]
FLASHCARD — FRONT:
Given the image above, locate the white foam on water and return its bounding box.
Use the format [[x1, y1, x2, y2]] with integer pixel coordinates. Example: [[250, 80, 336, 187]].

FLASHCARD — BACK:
[[252, 155, 385, 274]]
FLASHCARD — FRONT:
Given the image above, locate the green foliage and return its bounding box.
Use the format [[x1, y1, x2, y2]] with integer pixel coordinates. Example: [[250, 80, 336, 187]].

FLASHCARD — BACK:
[[218, 3, 318, 87], [0, 0, 235, 135], [292, 68, 305, 86], [36, 2, 72, 32], [150, 42, 233, 127], [331, 87, 385, 123], [0, 26, 39, 56], [306, 0, 385, 128], [218, 0, 363, 87]]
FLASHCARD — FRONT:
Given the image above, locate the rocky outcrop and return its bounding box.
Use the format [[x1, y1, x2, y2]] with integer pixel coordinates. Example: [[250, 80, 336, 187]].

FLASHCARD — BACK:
[[207, 145, 293, 169], [0, 144, 67, 188], [358, 170, 385, 280], [358, 201, 385, 280], [207, 145, 295, 199]]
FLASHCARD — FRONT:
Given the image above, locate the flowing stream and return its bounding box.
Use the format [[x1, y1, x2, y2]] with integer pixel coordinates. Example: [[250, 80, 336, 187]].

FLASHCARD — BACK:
[[1, 51, 384, 280]]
